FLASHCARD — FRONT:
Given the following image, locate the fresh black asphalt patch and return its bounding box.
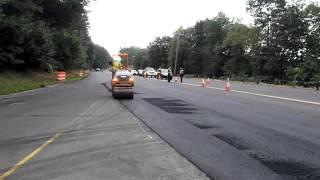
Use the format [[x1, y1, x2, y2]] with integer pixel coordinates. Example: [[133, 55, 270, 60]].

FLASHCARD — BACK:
[[143, 98, 197, 114], [250, 153, 320, 180], [212, 134, 251, 151], [191, 122, 219, 130]]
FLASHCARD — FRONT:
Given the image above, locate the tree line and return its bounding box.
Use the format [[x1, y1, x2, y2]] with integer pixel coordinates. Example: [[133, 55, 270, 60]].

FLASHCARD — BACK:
[[123, 0, 320, 86], [0, 0, 111, 72]]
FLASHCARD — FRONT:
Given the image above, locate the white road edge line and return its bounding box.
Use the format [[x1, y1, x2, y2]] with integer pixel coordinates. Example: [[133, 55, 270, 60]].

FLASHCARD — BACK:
[[183, 83, 320, 106], [139, 77, 320, 106], [9, 102, 25, 106], [182, 83, 201, 87], [232, 89, 320, 106]]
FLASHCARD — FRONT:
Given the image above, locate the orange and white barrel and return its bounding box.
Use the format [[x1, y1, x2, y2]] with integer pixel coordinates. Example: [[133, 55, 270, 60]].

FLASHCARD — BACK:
[[225, 81, 231, 91], [79, 70, 84, 77], [56, 71, 66, 81]]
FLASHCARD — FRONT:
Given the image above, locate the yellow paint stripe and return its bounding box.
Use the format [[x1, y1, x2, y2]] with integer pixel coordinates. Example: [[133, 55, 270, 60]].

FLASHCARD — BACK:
[[0, 133, 61, 179]]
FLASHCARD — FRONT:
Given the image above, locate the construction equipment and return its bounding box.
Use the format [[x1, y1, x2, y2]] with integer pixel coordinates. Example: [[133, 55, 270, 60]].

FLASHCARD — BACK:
[[110, 54, 134, 99]]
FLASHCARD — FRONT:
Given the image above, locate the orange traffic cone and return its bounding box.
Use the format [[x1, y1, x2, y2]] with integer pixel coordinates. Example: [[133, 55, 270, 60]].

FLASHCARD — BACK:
[[201, 79, 206, 87], [225, 81, 231, 91]]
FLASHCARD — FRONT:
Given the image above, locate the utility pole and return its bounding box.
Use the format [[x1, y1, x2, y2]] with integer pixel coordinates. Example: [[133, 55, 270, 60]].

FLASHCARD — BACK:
[[174, 37, 180, 76]]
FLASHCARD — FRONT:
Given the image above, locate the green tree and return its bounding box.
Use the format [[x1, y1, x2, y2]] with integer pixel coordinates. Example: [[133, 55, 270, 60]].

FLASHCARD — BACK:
[[248, 0, 309, 81], [223, 24, 257, 77], [303, 3, 320, 83], [0, 0, 96, 71], [147, 36, 172, 69], [92, 44, 112, 69], [53, 30, 87, 70], [0, 0, 55, 71]]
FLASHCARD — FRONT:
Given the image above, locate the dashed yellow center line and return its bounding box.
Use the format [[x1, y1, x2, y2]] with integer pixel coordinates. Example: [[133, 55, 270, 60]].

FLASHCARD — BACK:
[[0, 133, 61, 179]]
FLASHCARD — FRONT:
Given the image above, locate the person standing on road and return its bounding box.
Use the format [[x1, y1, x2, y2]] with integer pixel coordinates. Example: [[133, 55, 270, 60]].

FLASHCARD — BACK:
[[168, 68, 172, 83], [179, 67, 184, 83]]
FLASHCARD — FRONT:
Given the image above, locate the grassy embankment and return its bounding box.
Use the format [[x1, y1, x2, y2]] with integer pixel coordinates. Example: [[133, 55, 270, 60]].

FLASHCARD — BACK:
[[0, 70, 88, 95]]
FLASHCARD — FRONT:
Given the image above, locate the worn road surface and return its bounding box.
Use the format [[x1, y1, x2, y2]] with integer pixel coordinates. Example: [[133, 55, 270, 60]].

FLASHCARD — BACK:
[[0, 72, 209, 180], [1, 71, 320, 180]]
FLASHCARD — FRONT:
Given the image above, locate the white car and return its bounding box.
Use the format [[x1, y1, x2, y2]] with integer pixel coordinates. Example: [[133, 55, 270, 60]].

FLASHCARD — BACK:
[[143, 67, 156, 78], [130, 70, 138, 76]]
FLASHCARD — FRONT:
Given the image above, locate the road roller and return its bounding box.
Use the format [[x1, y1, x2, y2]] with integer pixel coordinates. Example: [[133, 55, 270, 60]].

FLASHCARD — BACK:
[[111, 69, 134, 99]]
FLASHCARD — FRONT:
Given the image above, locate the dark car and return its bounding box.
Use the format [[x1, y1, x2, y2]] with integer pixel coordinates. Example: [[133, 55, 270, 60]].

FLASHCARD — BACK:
[[157, 68, 169, 79]]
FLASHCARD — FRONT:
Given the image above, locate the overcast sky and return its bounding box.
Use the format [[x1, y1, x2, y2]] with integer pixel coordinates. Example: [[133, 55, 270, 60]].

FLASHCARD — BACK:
[[86, 0, 255, 54]]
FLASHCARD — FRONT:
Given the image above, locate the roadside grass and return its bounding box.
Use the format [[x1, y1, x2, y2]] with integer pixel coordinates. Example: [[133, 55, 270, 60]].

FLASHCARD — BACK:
[[65, 70, 86, 82], [0, 70, 88, 95]]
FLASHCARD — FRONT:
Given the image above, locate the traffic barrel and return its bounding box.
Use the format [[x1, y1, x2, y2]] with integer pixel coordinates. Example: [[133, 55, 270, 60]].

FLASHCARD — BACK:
[[79, 70, 84, 77], [201, 79, 206, 87], [56, 71, 66, 81], [225, 81, 231, 91]]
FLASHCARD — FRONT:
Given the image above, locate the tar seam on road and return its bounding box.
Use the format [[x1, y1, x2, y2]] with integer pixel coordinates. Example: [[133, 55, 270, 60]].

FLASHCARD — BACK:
[[0, 133, 61, 180]]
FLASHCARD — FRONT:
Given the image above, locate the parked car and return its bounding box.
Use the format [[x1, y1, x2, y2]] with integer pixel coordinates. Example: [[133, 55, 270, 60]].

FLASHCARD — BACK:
[[156, 68, 169, 79], [95, 68, 101, 72], [130, 69, 138, 76], [143, 67, 156, 78]]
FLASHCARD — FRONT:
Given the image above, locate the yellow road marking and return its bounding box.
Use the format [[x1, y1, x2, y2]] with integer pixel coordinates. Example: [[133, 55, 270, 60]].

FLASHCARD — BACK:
[[0, 133, 61, 179]]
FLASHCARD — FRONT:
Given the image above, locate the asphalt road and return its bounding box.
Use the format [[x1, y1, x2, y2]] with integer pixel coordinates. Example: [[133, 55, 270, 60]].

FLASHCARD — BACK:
[[0, 72, 209, 180], [1, 72, 320, 180], [120, 75, 320, 180]]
